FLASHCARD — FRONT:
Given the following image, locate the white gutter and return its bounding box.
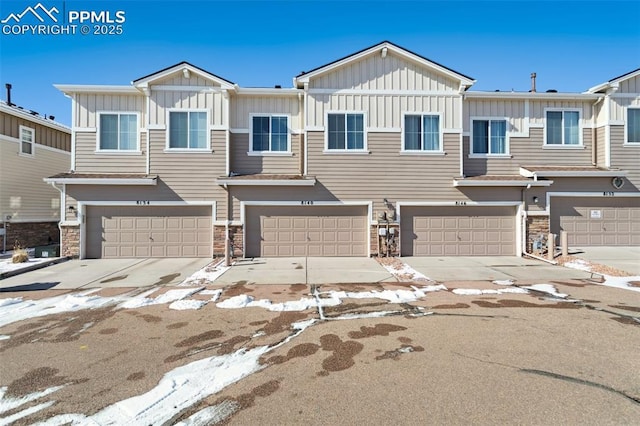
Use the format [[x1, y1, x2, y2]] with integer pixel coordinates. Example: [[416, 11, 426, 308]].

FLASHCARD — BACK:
[[454, 179, 553, 187], [44, 178, 157, 185], [215, 178, 316, 187], [464, 91, 601, 101], [54, 84, 141, 95]]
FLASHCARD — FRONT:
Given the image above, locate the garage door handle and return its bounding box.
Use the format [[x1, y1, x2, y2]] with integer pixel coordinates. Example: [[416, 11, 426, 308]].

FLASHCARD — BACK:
[[149, 235, 154, 242]]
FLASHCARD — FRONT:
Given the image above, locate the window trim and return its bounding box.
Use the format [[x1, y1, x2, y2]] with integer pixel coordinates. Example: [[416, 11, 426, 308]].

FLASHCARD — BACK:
[[165, 109, 211, 152], [401, 112, 444, 154], [543, 108, 583, 148], [323, 110, 368, 153], [19, 125, 35, 157], [248, 113, 292, 156], [625, 106, 640, 145], [96, 111, 141, 153], [469, 116, 510, 158]]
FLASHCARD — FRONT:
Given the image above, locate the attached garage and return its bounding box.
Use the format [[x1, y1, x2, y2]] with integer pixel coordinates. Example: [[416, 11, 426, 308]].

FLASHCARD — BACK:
[[85, 205, 212, 258], [551, 197, 640, 246], [401, 206, 517, 256], [245, 205, 368, 257]]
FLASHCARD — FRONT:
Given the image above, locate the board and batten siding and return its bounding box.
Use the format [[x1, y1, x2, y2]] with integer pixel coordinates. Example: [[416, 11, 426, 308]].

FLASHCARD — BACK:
[[617, 75, 640, 93], [149, 88, 226, 127], [307, 94, 461, 130], [0, 111, 70, 152], [463, 127, 594, 176], [309, 51, 460, 92], [74, 94, 145, 129], [230, 96, 302, 130], [529, 100, 593, 126], [230, 133, 301, 175], [148, 129, 227, 219], [0, 139, 68, 222], [74, 131, 147, 173], [610, 125, 640, 188], [610, 96, 640, 123], [463, 99, 527, 134]]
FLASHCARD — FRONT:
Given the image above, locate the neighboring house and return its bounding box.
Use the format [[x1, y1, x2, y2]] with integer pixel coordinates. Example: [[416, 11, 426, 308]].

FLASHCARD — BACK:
[[0, 91, 71, 251], [50, 41, 639, 259]]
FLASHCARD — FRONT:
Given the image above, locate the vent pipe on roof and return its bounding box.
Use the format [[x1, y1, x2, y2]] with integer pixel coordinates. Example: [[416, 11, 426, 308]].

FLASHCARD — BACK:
[[5, 83, 12, 106], [530, 73, 537, 93]]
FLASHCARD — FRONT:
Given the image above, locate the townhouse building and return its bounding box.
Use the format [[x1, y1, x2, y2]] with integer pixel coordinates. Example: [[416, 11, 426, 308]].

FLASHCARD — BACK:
[[0, 91, 71, 251], [49, 41, 640, 259]]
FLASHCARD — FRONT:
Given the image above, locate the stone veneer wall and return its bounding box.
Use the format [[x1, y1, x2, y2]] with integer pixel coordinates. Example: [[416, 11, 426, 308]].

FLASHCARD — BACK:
[[61, 225, 80, 258], [213, 225, 243, 257], [0, 222, 59, 251], [526, 216, 550, 254], [370, 224, 399, 257]]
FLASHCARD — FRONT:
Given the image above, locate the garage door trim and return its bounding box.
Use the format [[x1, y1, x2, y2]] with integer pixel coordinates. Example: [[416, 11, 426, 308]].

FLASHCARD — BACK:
[[78, 201, 215, 259], [241, 201, 373, 258]]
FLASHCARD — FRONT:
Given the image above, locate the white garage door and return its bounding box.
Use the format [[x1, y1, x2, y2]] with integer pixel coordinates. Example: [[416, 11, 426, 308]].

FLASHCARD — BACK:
[[401, 206, 516, 256], [245, 205, 368, 257], [86, 205, 212, 258], [552, 197, 640, 246]]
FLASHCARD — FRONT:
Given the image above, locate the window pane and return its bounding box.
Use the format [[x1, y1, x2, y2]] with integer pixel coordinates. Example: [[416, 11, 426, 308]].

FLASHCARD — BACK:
[[328, 114, 345, 149], [252, 116, 269, 151], [546, 111, 562, 144], [346, 114, 363, 150], [472, 120, 488, 154], [169, 112, 188, 148], [629, 109, 640, 143], [119, 114, 137, 150], [423, 115, 439, 151], [189, 112, 207, 148], [21, 128, 33, 142], [21, 141, 32, 155], [100, 114, 118, 149], [564, 111, 579, 145], [404, 115, 421, 150], [490, 120, 506, 154], [271, 116, 288, 151]]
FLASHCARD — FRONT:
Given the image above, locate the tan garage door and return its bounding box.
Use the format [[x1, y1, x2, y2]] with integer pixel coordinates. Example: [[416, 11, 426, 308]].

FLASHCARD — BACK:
[[86, 206, 212, 258], [552, 197, 640, 246], [401, 206, 516, 256], [245, 205, 368, 257]]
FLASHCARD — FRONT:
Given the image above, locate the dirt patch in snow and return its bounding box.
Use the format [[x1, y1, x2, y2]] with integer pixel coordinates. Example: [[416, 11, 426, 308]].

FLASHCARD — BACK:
[[556, 255, 632, 277]]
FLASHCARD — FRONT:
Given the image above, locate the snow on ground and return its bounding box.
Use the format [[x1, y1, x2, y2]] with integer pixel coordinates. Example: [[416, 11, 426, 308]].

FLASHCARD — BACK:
[[169, 300, 208, 311], [563, 260, 640, 293], [452, 287, 528, 296], [0, 385, 66, 426], [378, 259, 432, 281], [492, 279, 514, 286], [521, 284, 568, 299], [0, 257, 53, 275], [119, 288, 203, 309], [178, 260, 230, 286]]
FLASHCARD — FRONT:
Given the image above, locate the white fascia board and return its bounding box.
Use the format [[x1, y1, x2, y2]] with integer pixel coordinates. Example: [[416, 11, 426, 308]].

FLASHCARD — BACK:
[[43, 178, 157, 185], [133, 64, 235, 90], [216, 178, 316, 186], [0, 103, 71, 133], [453, 179, 553, 187], [587, 69, 640, 93], [296, 42, 474, 87], [236, 88, 302, 96], [526, 170, 627, 178], [465, 91, 601, 101], [54, 84, 141, 95]]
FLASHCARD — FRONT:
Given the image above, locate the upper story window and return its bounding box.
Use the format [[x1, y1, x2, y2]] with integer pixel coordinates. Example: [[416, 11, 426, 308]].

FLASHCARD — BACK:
[[403, 114, 441, 152], [627, 108, 640, 144], [168, 111, 208, 150], [471, 119, 507, 155], [326, 112, 366, 151], [546, 110, 580, 146], [251, 115, 289, 153], [19, 125, 34, 156], [99, 113, 138, 151]]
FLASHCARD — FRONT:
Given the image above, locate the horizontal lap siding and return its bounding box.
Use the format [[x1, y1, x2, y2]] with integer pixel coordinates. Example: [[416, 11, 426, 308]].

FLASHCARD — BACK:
[[596, 127, 606, 167], [463, 128, 594, 176], [1, 140, 69, 222], [74, 131, 147, 173], [230, 133, 301, 175], [610, 125, 640, 188]]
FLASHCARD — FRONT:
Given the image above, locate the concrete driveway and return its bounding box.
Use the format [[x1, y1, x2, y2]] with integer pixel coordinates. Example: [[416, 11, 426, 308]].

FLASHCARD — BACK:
[[0, 258, 212, 291], [215, 257, 396, 285], [402, 256, 594, 281], [569, 246, 640, 275]]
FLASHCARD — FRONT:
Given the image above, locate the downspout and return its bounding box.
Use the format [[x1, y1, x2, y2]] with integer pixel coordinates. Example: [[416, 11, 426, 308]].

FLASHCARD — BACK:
[[520, 183, 556, 264], [298, 92, 304, 175], [459, 86, 465, 177], [303, 83, 309, 176], [145, 88, 151, 174], [48, 181, 65, 254], [591, 96, 604, 166], [70, 94, 76, 171]]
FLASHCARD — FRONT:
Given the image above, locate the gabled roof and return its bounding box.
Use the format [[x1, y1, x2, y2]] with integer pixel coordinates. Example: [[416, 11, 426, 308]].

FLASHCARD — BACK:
[[586, 67, 640, 94], [132, 61, 236, 90], [294, 41, 475, 89]]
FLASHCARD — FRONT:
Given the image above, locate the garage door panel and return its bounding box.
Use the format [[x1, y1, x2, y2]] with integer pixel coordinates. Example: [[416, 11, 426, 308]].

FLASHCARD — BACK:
[[246, 205, 368, 257], [401, 206, 516, 256]]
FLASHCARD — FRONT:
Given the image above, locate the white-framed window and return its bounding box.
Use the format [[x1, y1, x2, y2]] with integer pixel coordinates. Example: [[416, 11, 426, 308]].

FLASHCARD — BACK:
[[470, 118, 508, 155], [98, 113, 139, 151], [167, 110, 208, 150], [627, 107, 640, 144], [19, 125, 34, 156], [545, 109, 581, 146], [325, 112, 366, 152], [403, 113, 442, 152], [250, 115, 290, 153]]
